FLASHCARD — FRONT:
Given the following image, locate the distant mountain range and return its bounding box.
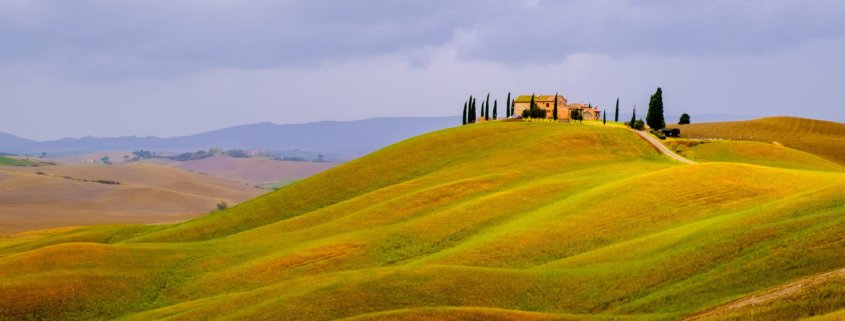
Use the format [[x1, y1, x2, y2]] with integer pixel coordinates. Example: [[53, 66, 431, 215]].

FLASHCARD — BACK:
[[0, 117, 458, 160]]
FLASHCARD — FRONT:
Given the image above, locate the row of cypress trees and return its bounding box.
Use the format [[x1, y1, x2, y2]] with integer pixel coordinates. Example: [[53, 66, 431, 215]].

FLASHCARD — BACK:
[[462, 92, 518, 125]]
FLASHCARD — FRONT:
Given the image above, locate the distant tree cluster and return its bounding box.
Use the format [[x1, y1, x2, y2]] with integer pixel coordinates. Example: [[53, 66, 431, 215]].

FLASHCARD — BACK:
[[224, 149, 249, 158], [172, 150, 213, 161], [679, 113, 691, 125]]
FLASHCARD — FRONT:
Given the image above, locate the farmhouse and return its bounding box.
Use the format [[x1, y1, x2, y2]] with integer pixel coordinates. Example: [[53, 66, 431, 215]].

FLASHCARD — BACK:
[[513, 94, 602, 121]]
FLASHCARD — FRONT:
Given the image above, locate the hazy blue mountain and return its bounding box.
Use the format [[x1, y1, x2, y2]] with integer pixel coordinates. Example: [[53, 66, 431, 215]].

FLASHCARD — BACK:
[[0, 117, 458, 160], [0, 132, 34, 153]]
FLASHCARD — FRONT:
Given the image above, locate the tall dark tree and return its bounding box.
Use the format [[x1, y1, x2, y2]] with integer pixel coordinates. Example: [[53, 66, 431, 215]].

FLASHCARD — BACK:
[[530, 94, 535, 118], [603, 110, 606, 125], [553, 93, 559, 120], [506, 92, 511, 117], [462, 102, 467, 125], [679, 113, 691, 125], [485, 100, 490, 121], [493, 100, 498, 120], [646, 87, 666, 130], [630, 107, 636, 126], [511, 100, 515, 117], [614, 98, 620, 122], [485, 93, 490, 120]]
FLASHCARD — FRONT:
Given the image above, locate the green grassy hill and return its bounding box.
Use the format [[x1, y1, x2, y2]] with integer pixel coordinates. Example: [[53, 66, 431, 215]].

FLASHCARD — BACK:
[[672, 117, 845, 165], [1, 121, 844, 321]]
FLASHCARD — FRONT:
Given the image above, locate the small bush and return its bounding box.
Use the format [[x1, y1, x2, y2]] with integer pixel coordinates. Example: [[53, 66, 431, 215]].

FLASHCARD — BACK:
[[649, 129, 666, 140], [216, 201, 228, 211], [630, 120, 645, 130]]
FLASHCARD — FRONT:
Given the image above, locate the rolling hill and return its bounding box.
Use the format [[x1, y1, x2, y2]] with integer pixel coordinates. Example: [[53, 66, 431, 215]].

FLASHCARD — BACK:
[[0, 121, 844, 320], [672, 117, 845, 165], [0, 163, 264, 234]]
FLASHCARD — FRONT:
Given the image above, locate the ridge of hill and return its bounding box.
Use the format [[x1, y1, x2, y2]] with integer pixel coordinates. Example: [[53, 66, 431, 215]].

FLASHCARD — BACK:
[[0, 116, 456, 160], [0, 121, 844, 320], [672, 116, 845, 165]]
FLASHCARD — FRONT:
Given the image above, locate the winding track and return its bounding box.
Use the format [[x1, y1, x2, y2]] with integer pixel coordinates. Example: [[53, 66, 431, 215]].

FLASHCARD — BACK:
[[631, 129, 695, 164]]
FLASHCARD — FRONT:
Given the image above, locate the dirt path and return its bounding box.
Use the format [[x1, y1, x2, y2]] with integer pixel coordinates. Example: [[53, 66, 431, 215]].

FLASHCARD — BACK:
[[683, 268, 845, 320], [631, 130, 695, 164]]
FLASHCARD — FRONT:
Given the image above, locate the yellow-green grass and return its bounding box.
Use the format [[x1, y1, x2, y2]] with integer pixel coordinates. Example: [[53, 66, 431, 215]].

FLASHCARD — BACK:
[[664, 140, 845, 172], [0, 121, 844, 321], [672, 116, 845, 165]]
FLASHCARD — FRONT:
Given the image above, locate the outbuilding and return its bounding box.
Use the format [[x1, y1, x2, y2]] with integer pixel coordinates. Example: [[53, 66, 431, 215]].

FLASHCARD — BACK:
[[659, 128, 681, 137]]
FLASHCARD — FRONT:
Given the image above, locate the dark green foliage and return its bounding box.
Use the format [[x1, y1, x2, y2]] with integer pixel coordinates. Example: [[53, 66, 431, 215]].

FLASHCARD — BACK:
[[603, 110, 606, 125], [506, 92, 511, 117], [485, 93, 490, 120], [511, 100, 515, 117], [521, 103, 547, 118], [462, 102, 467, 125], [530, 94, 535, 114], [493, 100, 497, 120], [630, 108, 636, 127], [679, 113, 691, 125], [570, 109, 583, 122], [216, 201, 228, 211], [615, 98, 619, 122], [631, 119, 645, 130], [649, 129, 666, 140], [646, 87, 666, 130], [553, 93, 559, 120]]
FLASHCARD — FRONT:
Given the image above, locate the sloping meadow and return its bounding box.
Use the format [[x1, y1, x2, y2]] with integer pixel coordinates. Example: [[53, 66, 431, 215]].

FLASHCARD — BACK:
[[1, 122, 844, 321]]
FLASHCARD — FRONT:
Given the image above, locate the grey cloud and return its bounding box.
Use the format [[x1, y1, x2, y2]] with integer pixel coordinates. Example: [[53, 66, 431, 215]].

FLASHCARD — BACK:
[[458, 0, 845, 63]]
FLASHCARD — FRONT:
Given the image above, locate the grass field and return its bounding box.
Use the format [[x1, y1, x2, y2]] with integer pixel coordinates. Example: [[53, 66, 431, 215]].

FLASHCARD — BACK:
[[0, 120, 844, 320], [664, 140, 845, 172], [671, 117, 845, 165]]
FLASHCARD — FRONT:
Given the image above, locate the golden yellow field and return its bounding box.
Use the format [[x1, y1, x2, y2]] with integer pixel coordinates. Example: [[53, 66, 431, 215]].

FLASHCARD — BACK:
[[0, 120, 843, 320], [672, 117, 845, 165]]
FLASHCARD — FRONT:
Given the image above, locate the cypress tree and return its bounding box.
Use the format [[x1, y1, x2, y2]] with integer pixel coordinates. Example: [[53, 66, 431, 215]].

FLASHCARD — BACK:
[[462, 102, 467, 125], [493, 100, 498, 120], [553, 93, 559, 120], [469, 97, 475, 124], [646, 87, 666, 130], [603, 110, 606, 125], [506, 92, 511, 117], [485, 100, 490, 121], [511, 100, 515, 117], [631, 107, 636, 126], [485, 93, 490, 119], [480, 100, 485, 119], [530, 94, 535, 118], [614, 98, 620, 122]]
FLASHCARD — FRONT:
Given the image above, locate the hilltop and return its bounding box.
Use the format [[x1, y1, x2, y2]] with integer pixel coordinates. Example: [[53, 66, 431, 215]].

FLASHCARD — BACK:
[[672, 117, 845, 165], [0, 121, 844, 320]]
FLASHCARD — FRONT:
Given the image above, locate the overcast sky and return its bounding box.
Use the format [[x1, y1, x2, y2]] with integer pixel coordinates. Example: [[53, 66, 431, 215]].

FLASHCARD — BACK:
[[1, 0, 844, 140]]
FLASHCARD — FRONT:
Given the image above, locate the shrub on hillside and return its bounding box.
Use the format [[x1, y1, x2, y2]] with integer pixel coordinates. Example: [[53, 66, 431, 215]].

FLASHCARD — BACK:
[[630, 119, 645, 130], [216, 201, 228, 211], [649, 129, 666, 140]]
